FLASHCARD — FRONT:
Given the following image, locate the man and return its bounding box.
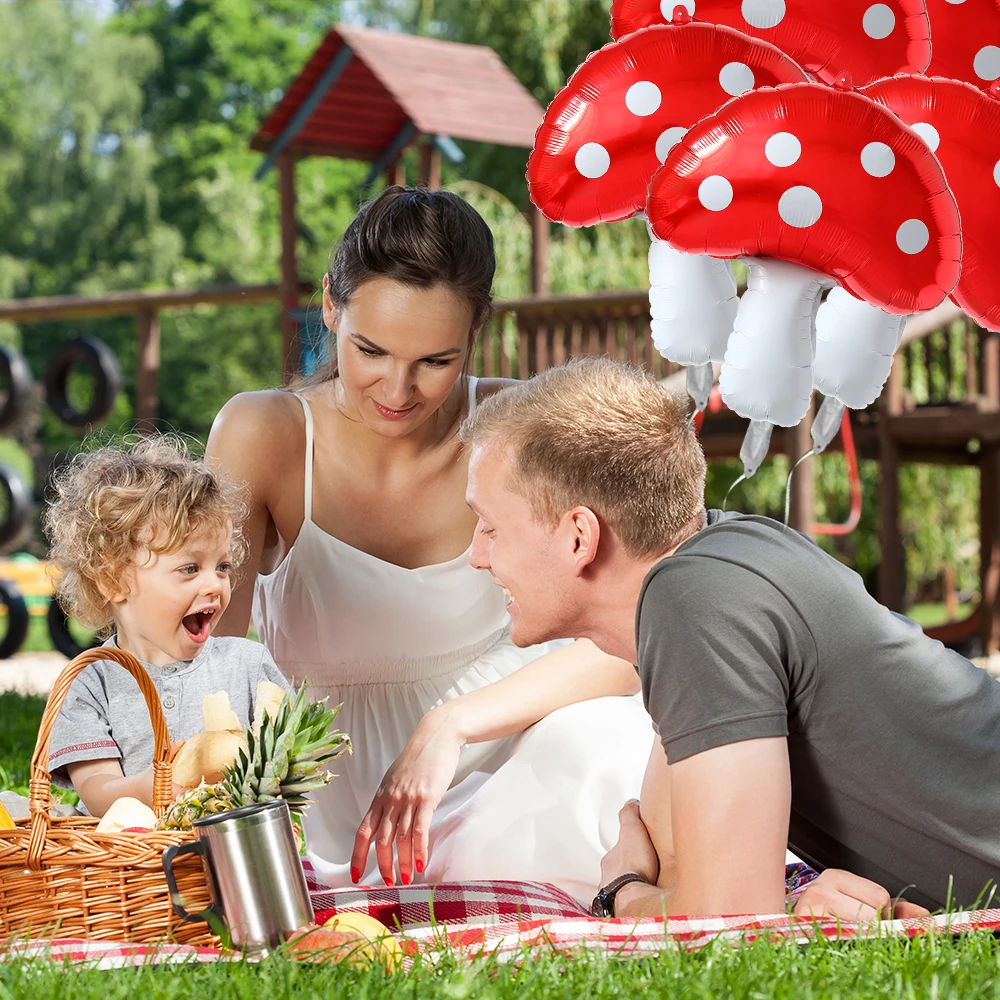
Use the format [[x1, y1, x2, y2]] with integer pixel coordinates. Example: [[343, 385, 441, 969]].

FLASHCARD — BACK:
[[461, 358, 1000, 920]]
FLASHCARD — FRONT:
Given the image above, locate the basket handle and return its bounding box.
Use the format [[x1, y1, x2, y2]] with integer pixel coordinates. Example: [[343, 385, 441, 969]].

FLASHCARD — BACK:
[[26, 646, 174, 870]]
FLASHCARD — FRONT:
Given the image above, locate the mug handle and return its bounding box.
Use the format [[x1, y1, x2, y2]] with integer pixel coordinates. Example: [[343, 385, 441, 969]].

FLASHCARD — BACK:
[[162, 841, 225, 927]]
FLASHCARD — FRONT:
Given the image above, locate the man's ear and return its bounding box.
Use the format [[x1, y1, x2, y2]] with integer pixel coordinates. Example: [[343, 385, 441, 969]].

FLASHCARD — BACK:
[[563, 506, 601, 576]]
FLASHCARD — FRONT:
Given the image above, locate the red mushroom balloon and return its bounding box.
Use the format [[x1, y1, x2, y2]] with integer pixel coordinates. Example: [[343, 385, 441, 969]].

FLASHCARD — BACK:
[[925, 0, 1000, 91], [610, 0, 931, 86], [646, 81, 961, 425], [861, 74, 1000, 330], [528, 22, 807, 372]]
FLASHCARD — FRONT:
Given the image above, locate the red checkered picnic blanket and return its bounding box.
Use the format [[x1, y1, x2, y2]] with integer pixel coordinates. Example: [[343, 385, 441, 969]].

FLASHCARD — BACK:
[[6, 862, 998, 968]]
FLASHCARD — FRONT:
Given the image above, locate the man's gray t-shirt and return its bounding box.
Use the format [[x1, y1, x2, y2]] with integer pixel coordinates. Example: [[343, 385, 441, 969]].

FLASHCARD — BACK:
[[49, 635, 289, 792], [636, 509, 1000, 910]]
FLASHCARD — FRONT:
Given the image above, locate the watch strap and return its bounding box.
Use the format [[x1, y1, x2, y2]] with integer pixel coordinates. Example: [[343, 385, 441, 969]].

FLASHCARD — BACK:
[[591, 872, 648, 918]]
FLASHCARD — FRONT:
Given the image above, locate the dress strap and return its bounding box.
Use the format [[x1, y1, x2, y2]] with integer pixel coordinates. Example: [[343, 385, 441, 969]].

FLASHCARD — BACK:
[[290, 392, 314, 523], [466, 375, 479, 419]]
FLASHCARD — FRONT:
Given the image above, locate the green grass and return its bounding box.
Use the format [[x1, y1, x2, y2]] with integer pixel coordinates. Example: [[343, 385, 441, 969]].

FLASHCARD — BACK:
[[906, 602, 976, 629], [3, 931, 1000, 999], [0, 689, 77, 803]]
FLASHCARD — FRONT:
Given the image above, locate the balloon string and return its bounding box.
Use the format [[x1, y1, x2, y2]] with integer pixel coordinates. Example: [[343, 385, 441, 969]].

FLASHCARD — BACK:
[[722, 472, 746, 512], [783, 449, 815, 527]]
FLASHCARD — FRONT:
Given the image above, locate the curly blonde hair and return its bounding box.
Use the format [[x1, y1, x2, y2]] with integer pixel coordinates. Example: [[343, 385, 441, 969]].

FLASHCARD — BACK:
[[43, 435, 251, 631]]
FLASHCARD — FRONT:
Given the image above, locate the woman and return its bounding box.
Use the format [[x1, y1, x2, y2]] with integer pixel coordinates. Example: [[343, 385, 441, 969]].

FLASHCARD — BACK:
[[207, 186, 652, 903]]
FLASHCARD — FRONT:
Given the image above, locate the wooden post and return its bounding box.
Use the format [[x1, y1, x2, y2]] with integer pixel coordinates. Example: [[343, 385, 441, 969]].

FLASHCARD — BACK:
[[385, 157, 406, 188], [785, 395, 814, 536], [980, 445, 1000, 653], [529, 203, 550, 297], [878, 363, 904, 611], [982, 326, 1000, 411], [418, 142, 441, 190], [278, 152, 300, 384], [135, 308, 159, 435]]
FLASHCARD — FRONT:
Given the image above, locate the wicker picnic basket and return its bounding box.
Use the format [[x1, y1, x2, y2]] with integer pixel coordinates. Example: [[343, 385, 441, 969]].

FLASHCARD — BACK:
[[0, 647, 217, 945]]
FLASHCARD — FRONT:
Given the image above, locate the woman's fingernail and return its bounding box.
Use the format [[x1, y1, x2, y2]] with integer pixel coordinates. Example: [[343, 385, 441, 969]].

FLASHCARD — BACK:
[[401, 873, 411, 886], [351, 867, 360, 884], [416, 860, 424, 873]]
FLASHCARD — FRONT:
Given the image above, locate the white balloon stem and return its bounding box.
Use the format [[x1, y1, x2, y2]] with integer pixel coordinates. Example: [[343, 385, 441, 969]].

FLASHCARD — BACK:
[[721, 258, 833, 427], [739, 418, 773, 480], [686, 362, 714, 413], [647, 224, 738, 366], [722, 472, 746, 512], [811, 396, 847, 455], [813, 288, 907, 409]]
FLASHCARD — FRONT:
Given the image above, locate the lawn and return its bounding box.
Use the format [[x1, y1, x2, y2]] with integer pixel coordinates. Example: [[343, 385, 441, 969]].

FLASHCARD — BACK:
[[4, 692, 1000, 997], [3, 930, 1000, 999]]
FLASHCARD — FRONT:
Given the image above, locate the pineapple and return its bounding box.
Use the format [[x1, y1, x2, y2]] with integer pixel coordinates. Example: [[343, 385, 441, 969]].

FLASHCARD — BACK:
[[157, 682, 350, 830]]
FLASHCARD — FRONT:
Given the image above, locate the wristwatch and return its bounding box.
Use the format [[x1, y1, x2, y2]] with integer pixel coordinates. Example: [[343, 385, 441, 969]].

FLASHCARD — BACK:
[[590, 872, 648, 917]]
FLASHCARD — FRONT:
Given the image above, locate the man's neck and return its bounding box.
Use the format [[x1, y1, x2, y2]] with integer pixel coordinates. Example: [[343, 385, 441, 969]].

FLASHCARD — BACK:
[[578, 513, 706, 662]]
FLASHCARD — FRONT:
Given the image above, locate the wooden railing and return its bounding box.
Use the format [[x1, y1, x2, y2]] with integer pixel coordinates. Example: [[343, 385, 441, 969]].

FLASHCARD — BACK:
[[480, 291, 677, 382], [481, 291, 990, 422]]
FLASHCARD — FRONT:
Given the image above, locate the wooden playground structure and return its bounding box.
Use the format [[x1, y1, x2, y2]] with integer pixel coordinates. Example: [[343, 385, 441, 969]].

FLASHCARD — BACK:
[[0, 24, 997, 652]]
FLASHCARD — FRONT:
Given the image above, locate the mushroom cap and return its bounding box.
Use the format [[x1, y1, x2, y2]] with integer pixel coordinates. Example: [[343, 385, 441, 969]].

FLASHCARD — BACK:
[[646, 81, 961, 313], [862, 73, 1000, 330], [610, 0, 931, 86], [925, 0, 1000, 92], [527, 22, 807, 227]]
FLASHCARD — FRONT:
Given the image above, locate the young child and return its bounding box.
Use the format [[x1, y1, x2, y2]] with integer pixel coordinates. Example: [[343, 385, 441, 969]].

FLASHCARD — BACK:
[[45, 435, 289, 817]]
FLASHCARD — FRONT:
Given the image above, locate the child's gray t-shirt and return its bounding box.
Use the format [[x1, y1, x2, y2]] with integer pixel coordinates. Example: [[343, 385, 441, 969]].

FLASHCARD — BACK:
[[48, 635, 290, 788]]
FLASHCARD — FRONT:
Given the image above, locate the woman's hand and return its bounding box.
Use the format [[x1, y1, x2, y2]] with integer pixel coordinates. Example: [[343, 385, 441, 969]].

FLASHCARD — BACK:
[[351, 708, 464, 886], [792, 869, 931, 922]]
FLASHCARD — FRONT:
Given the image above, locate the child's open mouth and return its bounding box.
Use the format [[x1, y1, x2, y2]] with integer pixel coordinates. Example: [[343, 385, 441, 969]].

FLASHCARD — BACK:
[[182, 609, 216, 643]]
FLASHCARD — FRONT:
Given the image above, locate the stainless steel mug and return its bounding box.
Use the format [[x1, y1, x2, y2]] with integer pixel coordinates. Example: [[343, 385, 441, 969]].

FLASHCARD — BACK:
[[162, 800, 315, 950]]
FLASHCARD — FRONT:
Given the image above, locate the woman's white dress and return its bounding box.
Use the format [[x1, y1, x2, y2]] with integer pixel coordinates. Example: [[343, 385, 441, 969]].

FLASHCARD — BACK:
[[253, 379, 654, 903]]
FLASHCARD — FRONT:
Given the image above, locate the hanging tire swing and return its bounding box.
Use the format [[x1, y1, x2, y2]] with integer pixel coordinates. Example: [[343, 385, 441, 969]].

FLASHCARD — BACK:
[[0, 346, 34, 433], [47, 595, 100, 660], [44, 335, 122, 429], [0, 577, 29, 660], [0, 463, 32, 550]]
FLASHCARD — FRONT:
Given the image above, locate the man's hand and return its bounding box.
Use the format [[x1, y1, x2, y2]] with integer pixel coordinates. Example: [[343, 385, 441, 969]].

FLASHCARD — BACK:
[[792, 869, 931, 922], [600, 799, 660, 889]]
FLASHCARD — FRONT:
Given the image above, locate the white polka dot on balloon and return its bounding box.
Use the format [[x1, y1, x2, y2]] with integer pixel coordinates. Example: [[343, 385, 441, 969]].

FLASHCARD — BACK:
[[741, 0, 785, 28], [910, 121, 940, 152], [625, 81, 662, 117], [863, 4, 896, 39], [944, 0, 967, 4], [662, 0, 695, 17], [993, 158, 1000, 187], [861, 141, 895, 177], [896, 218, 929, 254], [719, 62, 755, 97], [656, 126, 687, 163], [575, 143, 610, 179], [764, 132, 801, 167], [778, 186, 822, 227], [698, 175, 734, 211], [974, 45, 1000, 80]]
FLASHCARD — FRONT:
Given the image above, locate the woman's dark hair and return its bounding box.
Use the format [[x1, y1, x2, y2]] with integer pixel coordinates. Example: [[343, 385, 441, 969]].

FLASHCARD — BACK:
[[299, 186, 496, 385]]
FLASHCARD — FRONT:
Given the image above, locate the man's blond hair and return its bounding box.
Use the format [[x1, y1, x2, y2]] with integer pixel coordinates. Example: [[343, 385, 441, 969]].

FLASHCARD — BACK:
[[461, 359, 707, 558]]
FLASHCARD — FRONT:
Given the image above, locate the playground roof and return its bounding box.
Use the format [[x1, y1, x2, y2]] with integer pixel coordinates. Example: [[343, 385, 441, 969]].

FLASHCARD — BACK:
[[250, 24, 545, 177]]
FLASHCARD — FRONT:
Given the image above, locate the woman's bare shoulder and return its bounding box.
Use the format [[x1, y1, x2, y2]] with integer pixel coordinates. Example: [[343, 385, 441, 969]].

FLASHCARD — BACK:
[[207, 389, 304, 472]]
